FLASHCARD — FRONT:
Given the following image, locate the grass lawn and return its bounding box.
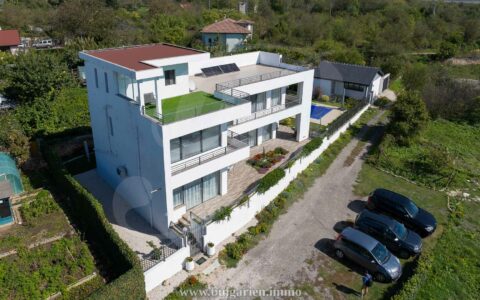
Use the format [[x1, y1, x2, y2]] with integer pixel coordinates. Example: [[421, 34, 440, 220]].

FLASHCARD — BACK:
[[145, 91, 231, 123]]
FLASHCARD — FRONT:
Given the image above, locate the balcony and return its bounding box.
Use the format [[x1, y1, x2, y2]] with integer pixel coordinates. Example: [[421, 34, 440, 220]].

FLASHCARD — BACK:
[[143, 91, 238, 124], [233, 94, 301, 125], [215, 69, 296, 91], [171, 131, 249, 175]]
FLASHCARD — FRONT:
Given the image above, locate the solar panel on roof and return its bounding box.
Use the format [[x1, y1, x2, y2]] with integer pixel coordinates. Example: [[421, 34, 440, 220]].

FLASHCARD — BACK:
[[219, 63, 239, 73], [201, 66, 222, 77]]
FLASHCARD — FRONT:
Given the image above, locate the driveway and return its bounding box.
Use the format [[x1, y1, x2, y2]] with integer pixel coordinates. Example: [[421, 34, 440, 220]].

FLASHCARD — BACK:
[[204, 109, 386, 296]]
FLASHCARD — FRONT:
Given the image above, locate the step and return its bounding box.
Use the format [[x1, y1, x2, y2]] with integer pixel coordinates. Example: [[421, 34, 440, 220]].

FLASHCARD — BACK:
[[178, 216, 191, 228]]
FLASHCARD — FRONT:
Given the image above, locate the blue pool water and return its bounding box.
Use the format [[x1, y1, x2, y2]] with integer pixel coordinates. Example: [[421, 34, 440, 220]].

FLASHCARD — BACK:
[[310, 105, 333, 120]]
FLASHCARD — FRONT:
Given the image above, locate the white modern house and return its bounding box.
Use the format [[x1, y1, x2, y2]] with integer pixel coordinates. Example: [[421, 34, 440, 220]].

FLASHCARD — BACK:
[[314, 61, 390, 102], [79, 43, 313, 245]]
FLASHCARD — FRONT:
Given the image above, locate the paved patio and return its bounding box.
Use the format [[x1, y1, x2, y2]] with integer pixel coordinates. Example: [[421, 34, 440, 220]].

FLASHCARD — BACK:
[[75, 170, 170, 257], [188, 125, 309, 220]]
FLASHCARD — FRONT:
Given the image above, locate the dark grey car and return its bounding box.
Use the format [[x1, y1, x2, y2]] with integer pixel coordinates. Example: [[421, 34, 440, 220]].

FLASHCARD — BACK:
[[333, 227, 402, 282], [355, 210, 422, 258]]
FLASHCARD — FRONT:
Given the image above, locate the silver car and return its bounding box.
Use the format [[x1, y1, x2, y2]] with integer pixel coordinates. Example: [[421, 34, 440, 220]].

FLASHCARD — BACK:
[[334, 227, 402, 282]]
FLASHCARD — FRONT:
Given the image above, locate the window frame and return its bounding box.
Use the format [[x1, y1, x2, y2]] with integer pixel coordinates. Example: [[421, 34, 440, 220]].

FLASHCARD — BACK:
[[173, 171, 220, 209], [170, 126, 221, 163], [164, 69, 176, 86], [344, 82, 365, 92]]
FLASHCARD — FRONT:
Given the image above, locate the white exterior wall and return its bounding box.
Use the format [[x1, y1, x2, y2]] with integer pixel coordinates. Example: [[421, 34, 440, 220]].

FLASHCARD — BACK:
[[144, 246, 191, 292], [313, 78, 332, 97]]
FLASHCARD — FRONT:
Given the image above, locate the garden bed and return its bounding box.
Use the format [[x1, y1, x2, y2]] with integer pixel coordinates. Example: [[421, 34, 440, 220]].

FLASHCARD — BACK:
[[247, 147, 288, 173], [0, 236, 99, 299]]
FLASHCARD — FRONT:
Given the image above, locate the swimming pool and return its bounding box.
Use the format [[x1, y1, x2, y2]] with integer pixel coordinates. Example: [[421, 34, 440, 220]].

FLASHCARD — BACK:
[[310, 105, 333, 120]]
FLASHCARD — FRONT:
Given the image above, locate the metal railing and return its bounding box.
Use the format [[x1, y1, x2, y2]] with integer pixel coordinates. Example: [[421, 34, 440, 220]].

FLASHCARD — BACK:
[[325, 100, 369, 137], [171, 131, 248, 175], [215, 69, 297, 91], [140, 242, 180, 271], [233, 95, 302, 125]]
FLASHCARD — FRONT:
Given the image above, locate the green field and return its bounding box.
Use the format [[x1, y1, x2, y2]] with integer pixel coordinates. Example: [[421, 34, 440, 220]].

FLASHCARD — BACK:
[[371, 119, 480, 197], [145, 91, 231, 124]]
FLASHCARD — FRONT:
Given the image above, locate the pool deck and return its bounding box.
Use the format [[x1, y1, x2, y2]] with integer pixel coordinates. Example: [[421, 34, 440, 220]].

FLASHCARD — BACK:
[[310, 104, 344, 126]]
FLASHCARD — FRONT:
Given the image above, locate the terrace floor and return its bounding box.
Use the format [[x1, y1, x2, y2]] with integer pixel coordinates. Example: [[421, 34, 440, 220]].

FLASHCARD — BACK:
[[188, 125, 310, 220], [145, 91, 231, 124], [191, 64, 286, 94]]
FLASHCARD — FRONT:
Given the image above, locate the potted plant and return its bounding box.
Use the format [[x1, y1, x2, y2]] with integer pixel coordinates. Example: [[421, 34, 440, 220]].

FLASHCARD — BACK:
[[206, 242, 215, 256], [185, 256, 194, 271]]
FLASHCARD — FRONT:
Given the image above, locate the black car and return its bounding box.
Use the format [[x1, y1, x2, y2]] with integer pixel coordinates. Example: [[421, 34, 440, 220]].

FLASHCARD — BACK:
[[355, 210, 422, 258], [366, 188, 437, 237]]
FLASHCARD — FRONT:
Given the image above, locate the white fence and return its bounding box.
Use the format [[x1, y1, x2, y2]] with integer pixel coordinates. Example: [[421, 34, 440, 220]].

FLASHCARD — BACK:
[[144, 245, 190, 293], [203, 104, 370, 246]]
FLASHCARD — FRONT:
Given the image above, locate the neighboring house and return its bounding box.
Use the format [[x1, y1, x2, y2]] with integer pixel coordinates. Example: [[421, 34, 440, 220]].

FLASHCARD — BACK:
[[201, 18, 254, 52], [79, 43, 313, 242], [0, 29, 20, 55], [314, 61, 390, 102]]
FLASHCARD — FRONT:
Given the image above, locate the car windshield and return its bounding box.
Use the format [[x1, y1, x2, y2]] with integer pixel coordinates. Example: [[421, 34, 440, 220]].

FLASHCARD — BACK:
[[392, 222, 407, 240], [405, 200, 419, 217], [371, 243, 390, 264]]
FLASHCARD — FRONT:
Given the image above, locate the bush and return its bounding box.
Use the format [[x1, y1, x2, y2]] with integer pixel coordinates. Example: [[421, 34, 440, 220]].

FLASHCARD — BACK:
[[302, 136, 323, 157], [0, 113, 30, 165], [20, 190, 60, 225], [321, 95, 330, 102], [374, 97, 390, 108], [212, 206, 233, 222], [257, 168, 286, 194]]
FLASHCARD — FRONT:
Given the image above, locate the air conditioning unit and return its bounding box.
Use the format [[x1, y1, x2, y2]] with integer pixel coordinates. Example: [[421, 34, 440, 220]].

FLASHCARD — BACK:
[[116, 166, 128, 177]]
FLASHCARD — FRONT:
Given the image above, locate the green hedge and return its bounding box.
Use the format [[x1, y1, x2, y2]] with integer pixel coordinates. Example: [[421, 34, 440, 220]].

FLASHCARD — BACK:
[[257, 168, 285, 194], [301, 136, 324, 157], [43, 147, 146, 299]]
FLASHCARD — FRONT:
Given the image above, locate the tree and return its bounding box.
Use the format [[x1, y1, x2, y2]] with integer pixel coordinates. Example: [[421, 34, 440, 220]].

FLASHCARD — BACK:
[[438, 41, 457, 60], [3, 51, 76, 103], [0, 113, 30, 165], [388, 92, 429, 145], [148, 14, 187, 44], [402, 63, 429, 92]]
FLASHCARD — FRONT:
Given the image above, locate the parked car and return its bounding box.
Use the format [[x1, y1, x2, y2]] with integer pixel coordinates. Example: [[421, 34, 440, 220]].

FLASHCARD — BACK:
[[334, 227, 402, 282], [366, 188, 437, 237], [355, 210, 422, 258], [32, 39, 53, 48]]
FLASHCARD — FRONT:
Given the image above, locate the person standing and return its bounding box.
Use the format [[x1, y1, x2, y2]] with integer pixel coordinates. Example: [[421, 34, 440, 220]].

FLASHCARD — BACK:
[[361, 271, 373, 298]]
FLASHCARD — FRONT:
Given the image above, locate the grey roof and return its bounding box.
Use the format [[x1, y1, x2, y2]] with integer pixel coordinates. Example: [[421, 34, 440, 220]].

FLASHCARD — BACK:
[[341, 227, 379, 251], [314, 61, 383, 86]]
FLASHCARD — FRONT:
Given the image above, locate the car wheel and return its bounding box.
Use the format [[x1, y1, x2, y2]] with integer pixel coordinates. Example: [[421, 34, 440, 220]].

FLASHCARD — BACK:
[[399, 250, 410, 259], [335, 249, 345, 259], [375, 272, 386, 283]]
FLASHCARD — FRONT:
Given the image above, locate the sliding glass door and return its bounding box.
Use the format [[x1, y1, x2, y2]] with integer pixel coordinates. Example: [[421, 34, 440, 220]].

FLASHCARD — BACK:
[[174, 172, 220, 210], [250, 92, 266, 113]]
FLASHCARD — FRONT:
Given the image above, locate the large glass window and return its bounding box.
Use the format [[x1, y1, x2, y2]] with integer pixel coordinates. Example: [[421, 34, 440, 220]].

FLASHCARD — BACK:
[[170, 126, 221, 163], [202, 126, 221, 152], [165, 69, 176, 86], [271, 88, 281, 106], [116, 73, 136, 100], [344, 82, 365, 92], [174, 172, 220, 209], [250, 93, 266, 113], [173, 187, 184, 208], [170, 138, 181, 163], [260, 124, 272, 141], [182, 131, 201, 159]]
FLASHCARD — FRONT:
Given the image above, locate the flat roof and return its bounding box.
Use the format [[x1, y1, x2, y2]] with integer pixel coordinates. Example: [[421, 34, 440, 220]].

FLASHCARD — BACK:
[[83, 43, 205, 71], [192, 64, 285, 94]]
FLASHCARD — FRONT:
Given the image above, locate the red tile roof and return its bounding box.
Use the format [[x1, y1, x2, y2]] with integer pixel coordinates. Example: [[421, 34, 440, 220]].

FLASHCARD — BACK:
[[84, 44, 204, 71], [0, 30, 21, 47], [201, 18, 251, 34]]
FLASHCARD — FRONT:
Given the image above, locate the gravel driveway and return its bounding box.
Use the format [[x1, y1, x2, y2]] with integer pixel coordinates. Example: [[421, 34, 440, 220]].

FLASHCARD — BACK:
[[204, 109, 386, 296]]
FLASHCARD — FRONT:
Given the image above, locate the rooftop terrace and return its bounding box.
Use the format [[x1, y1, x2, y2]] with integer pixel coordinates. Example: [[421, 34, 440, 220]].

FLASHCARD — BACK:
[[145, 91, 232, 124]]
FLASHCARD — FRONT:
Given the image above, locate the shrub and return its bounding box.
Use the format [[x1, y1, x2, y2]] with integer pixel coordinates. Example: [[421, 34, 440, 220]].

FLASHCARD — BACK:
[[374, 97, 390, 108], [212, 206, 233, 222], [257, 168, 286, 194], [302, 136, 323, 157], [321, 95, 330, 102], [225, 243, 244, 260], [20, 190, 60, 225]]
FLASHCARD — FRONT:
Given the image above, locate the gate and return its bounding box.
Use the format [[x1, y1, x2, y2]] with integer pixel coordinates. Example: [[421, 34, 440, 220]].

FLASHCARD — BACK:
[[188, 212, 205, 256]]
